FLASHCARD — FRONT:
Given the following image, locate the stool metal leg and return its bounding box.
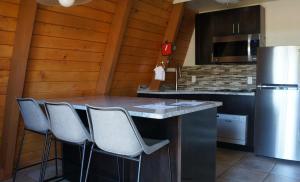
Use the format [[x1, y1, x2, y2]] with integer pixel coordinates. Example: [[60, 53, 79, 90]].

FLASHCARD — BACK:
[[39, 133, 52, 182], [168, 147, 172, 182], [85, 143, 94, 182], [137, 155, 142, 182], [12, 130, 25, 182], [80, 142, 87, 182], [122, 158, 125, 182]]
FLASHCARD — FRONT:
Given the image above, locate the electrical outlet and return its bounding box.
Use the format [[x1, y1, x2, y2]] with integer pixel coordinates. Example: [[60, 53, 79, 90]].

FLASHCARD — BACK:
[[192, 75, 196, 83], [247, 76, 253, 84]]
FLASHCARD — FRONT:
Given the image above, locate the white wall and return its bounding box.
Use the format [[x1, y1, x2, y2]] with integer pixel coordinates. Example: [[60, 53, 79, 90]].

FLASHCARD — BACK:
[[183, 29, 195, 66], [184, 0, 300, 66]]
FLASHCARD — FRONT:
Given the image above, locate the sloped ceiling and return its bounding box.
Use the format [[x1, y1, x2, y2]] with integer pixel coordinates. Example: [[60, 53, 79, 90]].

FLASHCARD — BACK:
[[174, 0, 277, 12]]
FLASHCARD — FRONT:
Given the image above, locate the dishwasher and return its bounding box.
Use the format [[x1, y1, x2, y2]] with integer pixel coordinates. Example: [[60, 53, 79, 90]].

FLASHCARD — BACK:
[[217, 113, 248, 145]]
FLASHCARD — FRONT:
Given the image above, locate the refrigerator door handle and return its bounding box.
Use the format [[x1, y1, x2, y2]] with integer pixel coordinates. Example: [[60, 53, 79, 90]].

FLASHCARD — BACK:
[[257, 85, 281, 90], [257, 84, 299, 90], [257, 85, 277, 89]]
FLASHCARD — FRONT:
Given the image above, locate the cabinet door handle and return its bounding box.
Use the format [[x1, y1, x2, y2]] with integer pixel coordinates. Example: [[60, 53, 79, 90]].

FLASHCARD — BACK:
[[238, 23, 240, 34], [233, 24, 235, 34]]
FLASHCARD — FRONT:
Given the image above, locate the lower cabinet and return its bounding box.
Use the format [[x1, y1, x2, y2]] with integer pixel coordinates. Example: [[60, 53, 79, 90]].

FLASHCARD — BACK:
[[138, 93, 255, 152]]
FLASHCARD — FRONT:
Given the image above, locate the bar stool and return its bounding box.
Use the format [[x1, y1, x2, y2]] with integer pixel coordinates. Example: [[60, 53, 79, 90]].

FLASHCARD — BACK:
[[44, 102, 91, 182], [85, 105, 172, 182], [15, 98, 59, 182]]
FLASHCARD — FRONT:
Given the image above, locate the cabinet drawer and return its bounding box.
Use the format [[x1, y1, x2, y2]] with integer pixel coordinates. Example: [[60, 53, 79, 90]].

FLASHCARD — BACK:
[[217, 114, 248, 145]]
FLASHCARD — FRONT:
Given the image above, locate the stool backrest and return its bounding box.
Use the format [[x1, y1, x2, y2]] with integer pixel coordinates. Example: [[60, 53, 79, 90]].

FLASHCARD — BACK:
[[45, 102, 90, 144], [17, 98, 49, 133], [86, 106, 144, 157]]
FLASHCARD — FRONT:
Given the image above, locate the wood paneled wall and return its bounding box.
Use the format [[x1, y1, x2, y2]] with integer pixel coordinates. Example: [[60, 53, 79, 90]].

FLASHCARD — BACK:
[[0, 0, 20, 147], [0, 0, 194, 171], [164, 7, 195, 87], [172, 7, 195, 66], [21, 0, 117, 167], [110, 0, 174, 96]]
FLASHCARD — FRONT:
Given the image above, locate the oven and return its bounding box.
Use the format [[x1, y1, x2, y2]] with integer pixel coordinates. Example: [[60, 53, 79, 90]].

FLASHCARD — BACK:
[[217, 113, 248, 145], [212, 34, 264, 63]]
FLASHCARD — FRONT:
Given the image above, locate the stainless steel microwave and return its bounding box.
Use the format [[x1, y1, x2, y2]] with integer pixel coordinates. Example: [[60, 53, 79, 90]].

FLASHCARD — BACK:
[[212, 34, 264, 63]]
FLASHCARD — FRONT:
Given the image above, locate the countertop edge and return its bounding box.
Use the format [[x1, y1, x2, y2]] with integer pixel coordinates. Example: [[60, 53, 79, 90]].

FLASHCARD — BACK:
[[38, 99, 222, 119], [137, 90, 255, 96], [127, 101, 222, 119]]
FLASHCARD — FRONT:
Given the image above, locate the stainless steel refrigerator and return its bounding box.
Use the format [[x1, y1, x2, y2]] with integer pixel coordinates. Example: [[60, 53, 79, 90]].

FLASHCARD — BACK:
[[255, 46, 300, 161]]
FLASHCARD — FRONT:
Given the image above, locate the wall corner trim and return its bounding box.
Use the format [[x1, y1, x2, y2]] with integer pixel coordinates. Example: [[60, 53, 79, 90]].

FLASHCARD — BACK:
[[0, 0, 37, 179], [95, 0, 134, 95]]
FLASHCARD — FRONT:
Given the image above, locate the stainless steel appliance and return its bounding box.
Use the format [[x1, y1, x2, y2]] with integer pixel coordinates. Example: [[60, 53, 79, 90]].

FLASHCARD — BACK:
[[255, 46, 300, 161], [217, 113, 248, 145], [212, 34, 264, 63]]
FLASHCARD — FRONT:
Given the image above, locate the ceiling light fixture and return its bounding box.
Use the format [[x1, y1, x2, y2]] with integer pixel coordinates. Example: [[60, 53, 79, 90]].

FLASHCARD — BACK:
[[215, 0, 240, 4], [58, 0, 75, 7], [36, 0, 92, 7]]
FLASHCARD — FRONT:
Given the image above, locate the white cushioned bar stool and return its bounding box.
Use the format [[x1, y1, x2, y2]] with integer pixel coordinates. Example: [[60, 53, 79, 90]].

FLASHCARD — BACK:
[[85, 105, 172, 182], [44, 102, 91, 182], [15, 98, 59, 182]]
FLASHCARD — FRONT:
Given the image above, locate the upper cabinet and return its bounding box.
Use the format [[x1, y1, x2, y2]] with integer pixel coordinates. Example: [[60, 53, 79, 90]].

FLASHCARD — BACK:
[[195, 5, 265, 65], [195, 13, 214, 65], [236, 6, 264, 35], [213, 9, 237, 36]]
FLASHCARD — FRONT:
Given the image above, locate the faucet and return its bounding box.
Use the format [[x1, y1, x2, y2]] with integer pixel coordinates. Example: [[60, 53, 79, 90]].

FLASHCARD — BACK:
[[166, 65, 182, 91], [175, 65, 182, 91]]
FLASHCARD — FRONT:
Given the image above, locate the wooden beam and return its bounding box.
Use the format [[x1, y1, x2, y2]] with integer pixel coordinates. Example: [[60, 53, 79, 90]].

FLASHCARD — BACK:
[[0, 169, 3, 180], [149, 4, 184, 91], [95, 0, 134, 95], [0, 0, 37, 179]]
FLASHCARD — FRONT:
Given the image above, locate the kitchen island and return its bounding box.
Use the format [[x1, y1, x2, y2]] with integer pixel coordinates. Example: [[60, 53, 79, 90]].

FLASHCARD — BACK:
[[137, 89, 256, 152], [39, 96, 221, 182]]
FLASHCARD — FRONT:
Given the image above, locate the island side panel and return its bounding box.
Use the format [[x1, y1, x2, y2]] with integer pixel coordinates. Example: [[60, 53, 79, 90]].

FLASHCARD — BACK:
[[181, 108, 217, 182], [133, 116, 181, 182]]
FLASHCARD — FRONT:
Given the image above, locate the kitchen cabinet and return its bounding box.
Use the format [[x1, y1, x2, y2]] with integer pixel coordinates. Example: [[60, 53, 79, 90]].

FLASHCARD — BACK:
[[213, 9, 237, 36], [214, 5, 264, 36], [195, 5, 265, 65], [237, 6, 264, 34], [195, 13, 214, 65]]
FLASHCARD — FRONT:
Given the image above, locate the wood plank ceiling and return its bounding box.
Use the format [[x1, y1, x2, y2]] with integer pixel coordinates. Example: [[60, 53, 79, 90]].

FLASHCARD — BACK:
[[110, 0, 174, 96], [0, 0, 22, 177], [1, 0, 37, 178], [21, 0, 118, 169], [0, 0, 20, 149], [0, 0, 195, 179]]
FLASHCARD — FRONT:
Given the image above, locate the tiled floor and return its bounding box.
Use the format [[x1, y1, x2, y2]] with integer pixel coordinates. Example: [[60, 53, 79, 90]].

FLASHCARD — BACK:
[[2, 148, 300, 182], [216, 148, 300, 182]]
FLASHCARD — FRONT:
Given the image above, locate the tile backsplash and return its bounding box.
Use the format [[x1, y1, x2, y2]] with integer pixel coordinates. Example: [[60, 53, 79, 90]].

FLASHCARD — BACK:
[[176, 65, 256, 91]]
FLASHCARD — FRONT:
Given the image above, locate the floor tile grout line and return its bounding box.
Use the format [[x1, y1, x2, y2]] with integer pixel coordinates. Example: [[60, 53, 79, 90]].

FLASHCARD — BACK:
[[216, 151, 248, 179], [262, 173, 271, 182], [261, 156, 277, 182], [268, 160, 300, 181]]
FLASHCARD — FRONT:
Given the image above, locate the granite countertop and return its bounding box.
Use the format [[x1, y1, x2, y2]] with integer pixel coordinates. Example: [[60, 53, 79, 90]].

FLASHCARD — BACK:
[[137, 89, 255, 96], [38, 96, 222, 119]]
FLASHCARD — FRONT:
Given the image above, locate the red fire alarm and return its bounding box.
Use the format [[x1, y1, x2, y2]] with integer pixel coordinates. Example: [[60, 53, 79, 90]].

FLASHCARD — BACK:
[[161, 41, 173, 56]]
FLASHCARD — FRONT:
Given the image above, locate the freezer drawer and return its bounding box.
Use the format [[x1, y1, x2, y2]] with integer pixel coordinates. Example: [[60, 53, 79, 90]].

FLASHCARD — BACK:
[[217, 114, 248, 145], [255, 89, 300, 161]]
